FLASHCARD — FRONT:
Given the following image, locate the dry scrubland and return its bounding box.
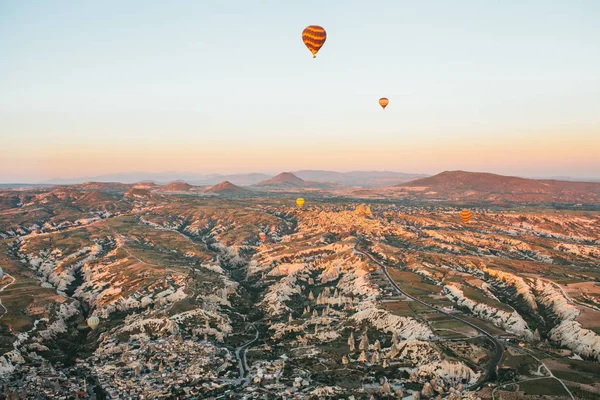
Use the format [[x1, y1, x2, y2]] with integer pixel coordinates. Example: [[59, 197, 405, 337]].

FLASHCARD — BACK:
[[0, 186, 599, 399]]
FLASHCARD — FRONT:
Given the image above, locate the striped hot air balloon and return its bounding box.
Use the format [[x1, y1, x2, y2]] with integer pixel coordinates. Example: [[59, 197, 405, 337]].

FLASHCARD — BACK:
[[87, 316, 100, 330], [296, 198, 305, 208], [459, 209, 473, 224], [379, 98, 389, 110], [302, 25, 326, 58]]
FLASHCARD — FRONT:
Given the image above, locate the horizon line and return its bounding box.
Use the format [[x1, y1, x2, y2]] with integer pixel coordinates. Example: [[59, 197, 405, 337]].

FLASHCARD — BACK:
[[2, 168, 600, 186]]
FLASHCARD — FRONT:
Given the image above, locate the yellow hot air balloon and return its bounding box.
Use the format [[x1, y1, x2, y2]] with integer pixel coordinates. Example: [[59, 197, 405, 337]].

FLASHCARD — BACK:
[[459, 209, 473, 224], [302, 25, 326, 58], [379, 98, 389, 110], [296, 198, 305, 208], [87, 316, 99, 330]]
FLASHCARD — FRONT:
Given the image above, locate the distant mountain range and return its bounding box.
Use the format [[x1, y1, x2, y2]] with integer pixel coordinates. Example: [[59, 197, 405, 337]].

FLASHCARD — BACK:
[[195, 173, 272, 186], [292, 170, 427, 187], [39, 170, 429, 188], [389, 170, 600, 204], [40, 172, 272, 186], [4, 170, 600, 205]]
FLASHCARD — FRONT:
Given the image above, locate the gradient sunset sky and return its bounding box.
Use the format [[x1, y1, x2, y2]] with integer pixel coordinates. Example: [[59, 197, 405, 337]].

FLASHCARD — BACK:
[[1, 0, 599, 183]]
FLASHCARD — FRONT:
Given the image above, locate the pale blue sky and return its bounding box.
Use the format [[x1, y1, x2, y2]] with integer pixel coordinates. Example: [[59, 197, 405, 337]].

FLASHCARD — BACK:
[[1, 1, 599, 182]]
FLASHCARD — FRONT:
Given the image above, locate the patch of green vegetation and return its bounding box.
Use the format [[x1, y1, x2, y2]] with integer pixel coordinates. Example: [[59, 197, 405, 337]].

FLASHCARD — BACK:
[[380, 301, 415, 317], [567, 359, 600, 375], [426, 297, 455, 307], [384, 235, 410, 250], [566, 384, 600, 400], [552, 276, 585, 284], [166, 298, 197, 316], [552, 369, 594, 384], [501, 353, 538, 375], [407, 301, 434, 314], [431, 319, 467, 330], [519, 378, 569, 396], [460, 316, 507, 336], [387, 269, 442, 300], [461, 284, 513, 312]]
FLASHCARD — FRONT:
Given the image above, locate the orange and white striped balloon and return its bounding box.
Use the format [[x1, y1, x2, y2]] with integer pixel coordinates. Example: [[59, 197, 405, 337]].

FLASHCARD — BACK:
[[302, 25, 326, 58], [379, 98, 389, 109], [459, 209, 473, 224]]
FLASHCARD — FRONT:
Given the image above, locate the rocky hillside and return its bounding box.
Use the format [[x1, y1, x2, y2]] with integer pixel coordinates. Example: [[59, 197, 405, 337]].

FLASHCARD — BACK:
[[256, 172, 338, 189], [394, 170, 600, 204], [158, 181, 194, 192], [206, 181, 250, 195]]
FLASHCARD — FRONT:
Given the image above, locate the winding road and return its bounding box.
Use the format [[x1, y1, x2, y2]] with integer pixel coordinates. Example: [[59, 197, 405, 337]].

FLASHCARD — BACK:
[[0, 273, 16, 321], [235, 323, 259, 386], [354, 243, 503, 390], [540, 278, 600, 312]]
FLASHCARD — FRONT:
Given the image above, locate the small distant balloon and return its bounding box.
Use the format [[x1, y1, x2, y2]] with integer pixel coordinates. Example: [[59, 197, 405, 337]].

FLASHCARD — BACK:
[[379, 98, 389, 110], [459, 209, 473, 224], [302, 25, 326, 58], [259, 232, 267, 241], [87, 316, 100, 330], [296, 198, 305, 208]]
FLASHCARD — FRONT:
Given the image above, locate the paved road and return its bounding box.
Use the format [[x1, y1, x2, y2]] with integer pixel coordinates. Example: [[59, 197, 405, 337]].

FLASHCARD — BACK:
[[354, 244, 503, 390], [235, 323, 259, 386], [0, 273, 16, 321]]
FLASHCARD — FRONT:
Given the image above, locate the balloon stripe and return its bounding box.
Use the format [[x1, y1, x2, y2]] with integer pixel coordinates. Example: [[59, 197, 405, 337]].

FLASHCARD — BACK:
[[303, 40, 325, 48], [302, 38, 326, 46], [302, 33, 326, 39], [459, 209, 473, 223], [302, 39, 325, 47], [302, 32, 326, 39], [302, 29, 326, 35]]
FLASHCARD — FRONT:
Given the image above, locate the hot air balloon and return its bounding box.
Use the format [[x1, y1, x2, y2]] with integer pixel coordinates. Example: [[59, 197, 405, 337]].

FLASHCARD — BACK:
[[302, 25, 326, 58], [379, 98, 389, 110], [87, 316, 99, 330], [459, 209, 473, 224], [296, 198, 305, 208], [259, 232, 267, 242]]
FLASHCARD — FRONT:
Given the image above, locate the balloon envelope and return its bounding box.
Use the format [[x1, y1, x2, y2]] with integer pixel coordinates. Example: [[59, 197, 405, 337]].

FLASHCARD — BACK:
[[296, 198, 305, 208], [302, 25, 326, 58], [379, 98, 389, 109], [459, 209, 473, 224], [87, 316, 99, 330]]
